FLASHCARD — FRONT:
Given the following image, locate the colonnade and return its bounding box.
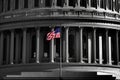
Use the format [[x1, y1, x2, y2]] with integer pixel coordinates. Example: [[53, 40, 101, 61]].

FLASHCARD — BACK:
[[0, 27, 119, 66], [0, 0, 119, 13]]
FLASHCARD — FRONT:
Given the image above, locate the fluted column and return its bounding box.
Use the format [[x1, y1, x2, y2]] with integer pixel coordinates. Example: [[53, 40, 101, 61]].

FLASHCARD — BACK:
[[65, 27, 69, 63], [22, 29, 27, 64], [116, 30, 119, 65], [97, 0, 100, 8], [64, 0, 69, 7], [108, 36, 112, 65], [0, 32, 4, 65], [79, 27, 83, 63], [87, 0, 91, 8], [19, 0, 24, 9], [99, 36, 102, 64], [93, 29, 97, 63], [10, 0, 15, 10], [88, 34, 92, 63], [77, 0, 80, 7], [29, 0, 34, 8], [10, 30, 14, 64], [106, 0, 108, 10], [50, 27, 55, 63], [36, 28, 40, 63], [52, 0, 57, 7]]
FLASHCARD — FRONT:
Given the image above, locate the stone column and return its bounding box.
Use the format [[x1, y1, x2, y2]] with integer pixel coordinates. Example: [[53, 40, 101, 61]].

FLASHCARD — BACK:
[[64, 0, 69, 7], [65, 27, 69, 63], [36, 28, 40, 63], [99, 36, 102, 64], [88, 34, 92, 63], [52, 0, 57, 7], [10, 0, 15, 10], [97, 0, 100, 8], [108, 36, 112, 65], [50, 27, 55, 63], [29, 0, 34, 8], [3, 0, 7, 12], [22, 29, 27, 64], [106, 0, 108, 10], [0, 32, 4, 65], [93, 29, 97, 63], [77, 0, 80, 7], [19, 0, 24, 9], [79, 27, 83, 63], [87, 0, 91, 8], [10, 30, 14, 64]]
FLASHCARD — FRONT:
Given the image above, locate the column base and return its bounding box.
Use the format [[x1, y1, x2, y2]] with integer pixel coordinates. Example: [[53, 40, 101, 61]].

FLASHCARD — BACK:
[[36, 61, 40, 63], [10, 62, 14, 65], [51, 60, 55, 63]]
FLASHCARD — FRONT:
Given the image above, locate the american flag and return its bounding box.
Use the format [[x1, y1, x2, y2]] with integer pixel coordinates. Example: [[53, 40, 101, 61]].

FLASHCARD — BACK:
[[47, 28, 60, 40]]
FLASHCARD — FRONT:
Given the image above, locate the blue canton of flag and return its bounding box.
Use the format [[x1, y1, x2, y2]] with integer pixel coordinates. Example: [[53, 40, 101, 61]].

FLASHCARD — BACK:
[[54, 28, 60, 38], [47, 27, 61, 40]]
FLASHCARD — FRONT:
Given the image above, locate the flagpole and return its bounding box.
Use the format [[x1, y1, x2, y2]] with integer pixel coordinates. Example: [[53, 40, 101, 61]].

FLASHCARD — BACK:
[[59, 27, 62, 79]]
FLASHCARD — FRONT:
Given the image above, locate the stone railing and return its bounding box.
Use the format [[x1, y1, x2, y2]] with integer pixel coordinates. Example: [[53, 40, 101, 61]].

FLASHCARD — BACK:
[[0, 7, 120, 23]]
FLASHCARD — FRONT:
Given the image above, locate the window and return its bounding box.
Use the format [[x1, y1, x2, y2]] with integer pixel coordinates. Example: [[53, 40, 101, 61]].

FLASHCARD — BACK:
[[0, 0, 3, 13], [7, 0, 10, 11], [34, 0, 39, 8], [69, 0, 77, 7], [42, 27, 51, 62], [57, 0, 63, 7], [100, 0, 104, 8], [68, 28, 78, 62], [15, 0, 19, 9], [83, 30, 88, 63], [24, 0, 28, 8], [80, 0, 87, 7], [108, 0, 112, 10], [91, 0, 97, 8], [45, 0, 52, 7], [115, 0, 119, 12]]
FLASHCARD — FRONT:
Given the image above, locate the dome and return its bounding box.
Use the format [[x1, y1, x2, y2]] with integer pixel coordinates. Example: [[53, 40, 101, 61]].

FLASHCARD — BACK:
[[0, 0, 120, 80]]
